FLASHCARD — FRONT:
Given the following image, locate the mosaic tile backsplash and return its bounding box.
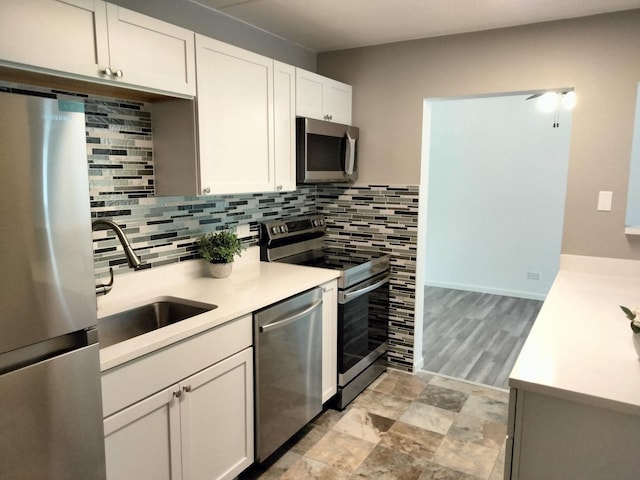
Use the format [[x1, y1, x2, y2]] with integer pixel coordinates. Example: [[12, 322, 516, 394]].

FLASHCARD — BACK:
[[317, 185, 419, 371], [83, 95, 316, 279], [2, 81, 419, 372]]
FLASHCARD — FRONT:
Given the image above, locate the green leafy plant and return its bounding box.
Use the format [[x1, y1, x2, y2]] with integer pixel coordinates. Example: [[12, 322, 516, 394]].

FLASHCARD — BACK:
[[197, 230, 244, 264], [620, 305, 640, 333]]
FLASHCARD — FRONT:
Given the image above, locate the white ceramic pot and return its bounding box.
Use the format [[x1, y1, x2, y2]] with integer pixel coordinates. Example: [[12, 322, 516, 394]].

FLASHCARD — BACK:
[[207, 261, 233, 279], [633, 333, 640, 360]]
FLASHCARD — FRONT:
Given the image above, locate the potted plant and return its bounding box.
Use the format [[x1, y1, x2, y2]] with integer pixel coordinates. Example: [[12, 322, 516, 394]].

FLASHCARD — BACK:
[[197, 229, 244, 278], [619, 305, 640, 359]]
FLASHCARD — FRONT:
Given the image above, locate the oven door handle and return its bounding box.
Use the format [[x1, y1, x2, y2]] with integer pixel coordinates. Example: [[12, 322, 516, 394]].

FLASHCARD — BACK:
[[259, 299, 323, 333], [341, 274, 390, 303]]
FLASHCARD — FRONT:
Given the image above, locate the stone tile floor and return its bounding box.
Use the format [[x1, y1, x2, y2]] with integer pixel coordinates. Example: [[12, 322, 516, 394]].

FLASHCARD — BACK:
[[240, 370, 509, 480]]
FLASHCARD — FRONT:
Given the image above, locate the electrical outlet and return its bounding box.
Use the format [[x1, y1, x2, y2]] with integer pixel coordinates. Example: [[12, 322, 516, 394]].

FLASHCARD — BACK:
[[527, 271, 541, 281]]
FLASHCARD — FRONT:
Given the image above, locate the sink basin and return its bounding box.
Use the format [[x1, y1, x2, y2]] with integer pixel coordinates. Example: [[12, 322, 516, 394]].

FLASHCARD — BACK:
[[98, 297, 217, 348]]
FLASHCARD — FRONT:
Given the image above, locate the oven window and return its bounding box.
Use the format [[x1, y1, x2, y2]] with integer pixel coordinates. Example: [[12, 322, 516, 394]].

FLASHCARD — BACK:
[[338, 280, 389, 374], [306, 133, 345, 172]]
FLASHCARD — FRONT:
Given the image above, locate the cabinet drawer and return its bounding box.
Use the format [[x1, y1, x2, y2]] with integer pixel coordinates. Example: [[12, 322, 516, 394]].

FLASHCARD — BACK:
[[102, 314, 252, 417]]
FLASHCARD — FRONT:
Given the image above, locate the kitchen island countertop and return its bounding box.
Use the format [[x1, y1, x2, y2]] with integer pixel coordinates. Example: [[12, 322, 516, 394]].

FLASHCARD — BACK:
[[97, 248, 339, 371], [509, 254, 640, 416]]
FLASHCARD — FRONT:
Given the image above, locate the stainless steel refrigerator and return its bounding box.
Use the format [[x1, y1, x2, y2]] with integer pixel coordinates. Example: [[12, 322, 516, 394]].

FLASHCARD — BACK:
[[0, 91, 106, 479]]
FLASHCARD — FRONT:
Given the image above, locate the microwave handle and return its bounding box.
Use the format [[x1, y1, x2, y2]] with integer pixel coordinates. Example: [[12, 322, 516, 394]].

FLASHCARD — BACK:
[[345, 131, 356, 175]]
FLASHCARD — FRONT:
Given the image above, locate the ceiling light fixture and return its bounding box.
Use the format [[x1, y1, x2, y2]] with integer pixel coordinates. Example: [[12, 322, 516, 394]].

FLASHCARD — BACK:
[[561, 91, 576, 110], [537, 92, 560, 113], [531, 90, 576, 128]]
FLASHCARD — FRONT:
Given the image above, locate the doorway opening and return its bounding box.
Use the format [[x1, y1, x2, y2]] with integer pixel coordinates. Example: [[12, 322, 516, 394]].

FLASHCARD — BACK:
[[418, 91, 573, 388]]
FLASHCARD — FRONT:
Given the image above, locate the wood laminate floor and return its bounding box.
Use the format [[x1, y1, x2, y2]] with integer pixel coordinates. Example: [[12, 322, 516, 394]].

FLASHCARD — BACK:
[[422, 287, 543, 389]]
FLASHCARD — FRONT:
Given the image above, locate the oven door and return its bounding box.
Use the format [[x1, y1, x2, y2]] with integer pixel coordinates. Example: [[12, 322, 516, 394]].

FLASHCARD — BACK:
[[337, 271, 389, 385]]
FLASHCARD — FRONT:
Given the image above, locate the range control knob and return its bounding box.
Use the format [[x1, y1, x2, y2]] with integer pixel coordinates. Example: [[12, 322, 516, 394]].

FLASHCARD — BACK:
[[271, 226, 279, 234]]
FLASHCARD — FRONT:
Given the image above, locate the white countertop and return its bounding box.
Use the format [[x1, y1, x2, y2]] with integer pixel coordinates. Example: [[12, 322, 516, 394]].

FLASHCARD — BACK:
[[509, 255, 640, 416], [97, 248, 339, 371]]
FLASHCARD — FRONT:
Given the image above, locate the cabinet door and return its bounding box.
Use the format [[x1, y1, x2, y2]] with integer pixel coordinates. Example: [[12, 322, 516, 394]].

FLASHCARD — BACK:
[[0, 0, 109, 79], [196, 35, 274, 195], [105, 4, 196, 96], [180, 347, 254, 480], [323, 79, 352, 125], [296, 68, 352, 125], [103, 386, 182, 480], [322, 280, 338, 403], [273, 61, 297, 192], [296, 69, 325, 121]]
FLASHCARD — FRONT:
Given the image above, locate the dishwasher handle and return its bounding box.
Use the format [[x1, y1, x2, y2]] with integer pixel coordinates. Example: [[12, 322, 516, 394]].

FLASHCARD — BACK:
[[259, 299, 323, 333]]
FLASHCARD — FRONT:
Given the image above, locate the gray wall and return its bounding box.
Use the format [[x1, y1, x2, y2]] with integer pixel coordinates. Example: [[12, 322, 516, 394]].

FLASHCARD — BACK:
[[108, 0, 316, 70], [317, 10, 640, 260]]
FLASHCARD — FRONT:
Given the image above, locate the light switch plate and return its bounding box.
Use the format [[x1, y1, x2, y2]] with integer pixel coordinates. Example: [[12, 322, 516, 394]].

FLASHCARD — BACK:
[[597, 191, 613, 212]]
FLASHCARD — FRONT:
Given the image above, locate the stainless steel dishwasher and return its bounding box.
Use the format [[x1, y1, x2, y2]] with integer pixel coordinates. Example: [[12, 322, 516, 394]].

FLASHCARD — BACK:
[[254, 287, 323, 462]]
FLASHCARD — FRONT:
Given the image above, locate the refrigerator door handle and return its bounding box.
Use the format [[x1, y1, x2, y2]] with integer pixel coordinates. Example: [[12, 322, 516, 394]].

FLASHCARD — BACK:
[[0, 329, 97, 375]]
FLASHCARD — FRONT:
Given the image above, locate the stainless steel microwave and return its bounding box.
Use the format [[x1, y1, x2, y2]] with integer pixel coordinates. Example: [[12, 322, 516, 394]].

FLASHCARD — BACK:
[[296, 117, 359, 184]]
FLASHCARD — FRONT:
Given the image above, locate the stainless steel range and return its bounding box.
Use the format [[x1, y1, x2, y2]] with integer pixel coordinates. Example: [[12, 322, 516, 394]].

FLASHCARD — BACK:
[[260, 214, 390, 409]]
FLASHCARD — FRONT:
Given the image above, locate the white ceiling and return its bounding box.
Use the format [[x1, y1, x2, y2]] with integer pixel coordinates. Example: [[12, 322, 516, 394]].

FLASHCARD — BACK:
[[190, 0, 640, 52]]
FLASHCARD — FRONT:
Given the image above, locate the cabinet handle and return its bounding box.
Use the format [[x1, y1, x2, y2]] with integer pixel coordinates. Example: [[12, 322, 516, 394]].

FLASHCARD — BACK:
[[183, 385, 192, 393], [114, 69, 123, 78], [102, 67, 113, 77], [202, 187, 211, 195], [173, 389, 182, 398], [328, 114, 333, 120], [276, 184, 283, 191]]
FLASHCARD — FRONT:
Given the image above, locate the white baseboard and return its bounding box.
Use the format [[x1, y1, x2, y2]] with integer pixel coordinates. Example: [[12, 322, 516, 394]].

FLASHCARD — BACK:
[[423, 280, 546, 301], [413, 355, 424, 373]]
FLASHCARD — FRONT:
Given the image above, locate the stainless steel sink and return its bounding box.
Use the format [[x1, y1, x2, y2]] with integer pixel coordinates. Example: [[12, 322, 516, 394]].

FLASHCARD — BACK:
[[98, 297, 217, 348]]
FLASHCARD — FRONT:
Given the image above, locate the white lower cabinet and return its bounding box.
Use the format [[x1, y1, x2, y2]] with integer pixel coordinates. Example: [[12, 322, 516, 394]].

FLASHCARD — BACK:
[[102, 315, 254, 480], [104, 385, 181, 480], [181, 348, 254, 480], [104, 347, 253, 480], [321, 279, 338, 403], [505, 387, 640, 480]]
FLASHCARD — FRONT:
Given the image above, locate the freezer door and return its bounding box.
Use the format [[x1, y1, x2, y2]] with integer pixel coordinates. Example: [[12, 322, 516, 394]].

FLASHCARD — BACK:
[[0, 343, 106, 480], [0, 92, 97, 354]]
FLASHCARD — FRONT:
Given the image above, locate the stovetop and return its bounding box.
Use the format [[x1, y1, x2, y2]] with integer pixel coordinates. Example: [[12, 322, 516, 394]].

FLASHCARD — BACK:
[[260, 215, 391, 290], [291, 248, 386, 270], [277, 247, 390, 290]]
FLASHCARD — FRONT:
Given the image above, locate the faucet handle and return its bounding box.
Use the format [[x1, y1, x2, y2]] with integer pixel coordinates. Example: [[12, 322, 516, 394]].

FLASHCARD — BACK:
[[95, 267, 114, 296]]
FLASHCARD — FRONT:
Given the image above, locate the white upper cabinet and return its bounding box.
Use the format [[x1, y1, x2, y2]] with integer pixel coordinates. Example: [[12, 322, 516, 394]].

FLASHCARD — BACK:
[[0, 0, 109, 79], [273, 61, 297, 192], [196, 35, 274, 195], [155, 37, 298, 196], [0, 0, 195, 97], [103, 4, 195, 96], [296, 68, 352, 125]]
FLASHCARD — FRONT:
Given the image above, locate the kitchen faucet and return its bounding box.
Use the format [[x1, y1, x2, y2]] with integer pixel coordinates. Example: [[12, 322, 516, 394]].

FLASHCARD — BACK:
[[92, 219, 143, 295]]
